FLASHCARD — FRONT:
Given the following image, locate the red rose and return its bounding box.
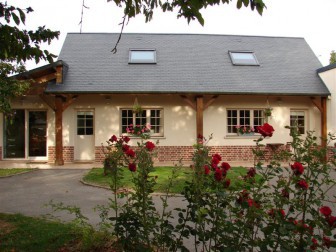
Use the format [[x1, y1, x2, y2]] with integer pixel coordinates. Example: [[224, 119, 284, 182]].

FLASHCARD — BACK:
[[122, 144, 130, 152], [327, 215, 336, 228], [237, 190, 249, 204], [212, 157, 220, 166], [125, 149, 135, 158], [221, 162, 231, 171], [297, 179, 308, 190], [256, 123, 274, 137], [123, 136, 131, 143], [310, 238, 318, 250], [319, 206, 332, 217], [224, 179, 231, 188], [281, 188, 290, 199], [323, 236, 331, 248], [145, 141, 155, 151], [109, 135, 118, 142], [212, 153, 222, 162], [247, 167, 256, 178], [128, 163, 136, 172], [214, 168, 223, 182], [247, 199, 260, 208], [204, 165, 210, 175], [291, 162, 304, 175]]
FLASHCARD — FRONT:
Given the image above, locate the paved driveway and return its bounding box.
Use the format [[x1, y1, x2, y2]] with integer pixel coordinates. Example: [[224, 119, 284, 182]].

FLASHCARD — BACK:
[[0, 169, 186, 225]]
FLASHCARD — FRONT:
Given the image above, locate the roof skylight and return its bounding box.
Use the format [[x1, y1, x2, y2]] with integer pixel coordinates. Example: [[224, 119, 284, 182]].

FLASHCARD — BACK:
[[229, 51, 259, 66], [129, 49, 156, 64]]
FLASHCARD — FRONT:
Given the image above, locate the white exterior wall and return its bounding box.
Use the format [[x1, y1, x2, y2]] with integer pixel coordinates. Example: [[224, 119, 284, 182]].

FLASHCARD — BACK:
[[319, 69, 336, 146], [63, 94, 196, 147], [204, 95, 322, 146], [1, 93, 323, 161]]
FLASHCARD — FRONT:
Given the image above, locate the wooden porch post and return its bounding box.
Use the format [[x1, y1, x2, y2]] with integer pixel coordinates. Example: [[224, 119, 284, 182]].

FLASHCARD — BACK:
[[55, 95, 64, 165], [196, 96, 204, 137], [321, 97, 327, 149]]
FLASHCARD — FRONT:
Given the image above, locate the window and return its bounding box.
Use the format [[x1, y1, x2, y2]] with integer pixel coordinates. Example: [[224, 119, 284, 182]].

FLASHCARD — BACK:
[[77, 111, 93, 135], [229, 51, 259, 65], [129, 49, 156, 64], [227, 109, 264, 134], [290, 111, 305, 135], [121, 108, 163, 136]]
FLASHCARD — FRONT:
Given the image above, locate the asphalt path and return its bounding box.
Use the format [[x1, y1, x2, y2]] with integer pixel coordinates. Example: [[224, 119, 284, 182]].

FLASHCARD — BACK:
[[0, 169, 187, 225]]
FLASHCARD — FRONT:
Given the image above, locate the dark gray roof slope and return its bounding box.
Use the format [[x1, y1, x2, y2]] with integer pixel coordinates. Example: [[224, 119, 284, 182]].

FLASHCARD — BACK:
[[46, 33, 330, 96]]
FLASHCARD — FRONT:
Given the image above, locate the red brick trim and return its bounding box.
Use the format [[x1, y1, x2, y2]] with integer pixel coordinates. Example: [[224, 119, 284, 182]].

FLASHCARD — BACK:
[[48, 146, 74, 163]]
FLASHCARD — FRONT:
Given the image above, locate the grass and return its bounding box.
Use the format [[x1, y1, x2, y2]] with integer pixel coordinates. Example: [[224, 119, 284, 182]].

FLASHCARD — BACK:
[[0, 213, 80, 252], [83, 166, 253, 194], [0, 168, 36, 177]]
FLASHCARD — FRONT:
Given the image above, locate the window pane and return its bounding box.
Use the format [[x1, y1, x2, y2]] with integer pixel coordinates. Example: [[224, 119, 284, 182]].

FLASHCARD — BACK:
[[229, 52, 259, 65], [129, 50, 156, 63], [86, 119, 93, 127], [77, 128, 85, 135], [77, 111, 94, 135], [86, 128, 93, 135], [290, 111, 305, 134]]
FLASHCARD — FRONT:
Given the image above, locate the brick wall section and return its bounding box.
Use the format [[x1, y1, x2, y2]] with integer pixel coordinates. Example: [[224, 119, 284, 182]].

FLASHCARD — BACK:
[[48, 146, 74, 163], [52, 144, 336, 164], [63, 146, 74, 163], [95, 146, 107, 164], [48, 146, 55, 163]]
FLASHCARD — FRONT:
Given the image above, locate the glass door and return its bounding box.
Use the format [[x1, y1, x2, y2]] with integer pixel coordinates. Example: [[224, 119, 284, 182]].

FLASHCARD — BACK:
[[4, 109, 25, 158], [28, 111, 47, 157]]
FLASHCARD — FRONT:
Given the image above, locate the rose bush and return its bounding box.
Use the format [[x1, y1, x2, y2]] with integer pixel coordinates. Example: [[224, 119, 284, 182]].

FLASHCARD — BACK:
[[101, 123, 336, 251]]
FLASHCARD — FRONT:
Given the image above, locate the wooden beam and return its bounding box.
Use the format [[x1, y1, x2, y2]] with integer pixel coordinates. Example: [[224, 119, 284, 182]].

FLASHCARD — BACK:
[[34, 73, 57, 84], [56, 66, 63, 84], [196, 96, 204, 138], [39, 94, 56, 111], [180, 95, 196, 111], [321, 97, 327, 149], [311, 97, 323, 112], [204, 95, 218, 110], [55, 95, 64, 165], [62, 95, 78, 111]]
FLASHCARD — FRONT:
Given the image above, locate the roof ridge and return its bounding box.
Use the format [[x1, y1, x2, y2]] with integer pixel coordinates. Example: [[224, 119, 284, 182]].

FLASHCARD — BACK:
[[65, 32, 304, 40]]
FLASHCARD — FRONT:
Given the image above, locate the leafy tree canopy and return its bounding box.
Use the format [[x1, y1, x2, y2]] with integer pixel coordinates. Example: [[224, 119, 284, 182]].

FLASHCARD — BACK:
[[108, 0, 266, 25], [330, 50, 336, 64], [0, 2, 59, 114]]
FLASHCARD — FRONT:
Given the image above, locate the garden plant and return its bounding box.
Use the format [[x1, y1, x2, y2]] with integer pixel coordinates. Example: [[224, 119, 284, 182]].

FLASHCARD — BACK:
[[52, 123, 336, 251]]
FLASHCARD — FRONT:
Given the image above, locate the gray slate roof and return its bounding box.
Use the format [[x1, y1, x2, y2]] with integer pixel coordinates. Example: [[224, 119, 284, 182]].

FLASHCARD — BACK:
[[46, 33, 330, 96]]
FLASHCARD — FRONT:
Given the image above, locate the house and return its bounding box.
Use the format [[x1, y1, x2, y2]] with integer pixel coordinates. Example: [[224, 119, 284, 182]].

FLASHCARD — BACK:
[[1, 33, 335, 166]]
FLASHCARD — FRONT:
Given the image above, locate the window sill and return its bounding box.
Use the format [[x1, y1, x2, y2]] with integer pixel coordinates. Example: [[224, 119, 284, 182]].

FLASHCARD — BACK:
[[225, 134, 260, 139]]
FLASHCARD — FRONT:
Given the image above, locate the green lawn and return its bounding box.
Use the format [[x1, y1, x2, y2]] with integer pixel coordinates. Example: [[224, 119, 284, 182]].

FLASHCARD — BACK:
[[0, 168, 37, 177], [83, 166, 252, 194], [0, 213, 80, 252]]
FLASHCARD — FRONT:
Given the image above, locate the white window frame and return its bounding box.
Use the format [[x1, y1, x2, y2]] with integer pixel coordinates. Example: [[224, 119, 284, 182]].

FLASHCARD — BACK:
[[227, 109, 264, 135], [120, 108, 164, 137], [76, 110, 94, 136], [290, 110, 307, 135]]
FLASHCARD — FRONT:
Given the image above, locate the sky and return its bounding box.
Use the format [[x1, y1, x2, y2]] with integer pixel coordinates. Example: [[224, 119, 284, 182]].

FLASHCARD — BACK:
[[10, 0, 336, 69]]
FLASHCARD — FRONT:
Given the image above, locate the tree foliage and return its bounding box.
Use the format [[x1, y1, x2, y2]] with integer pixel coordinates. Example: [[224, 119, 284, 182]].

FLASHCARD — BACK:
[[330, 50, 336, 64], [0, 2, 59, 114], [108, 0, 266, 26]]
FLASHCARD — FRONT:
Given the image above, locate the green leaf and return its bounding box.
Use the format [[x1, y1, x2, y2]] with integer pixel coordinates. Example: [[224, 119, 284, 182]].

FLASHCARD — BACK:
[[11, 12, 20, 25], [17, 8, 26, 24], [237, 0, 242, 9]]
